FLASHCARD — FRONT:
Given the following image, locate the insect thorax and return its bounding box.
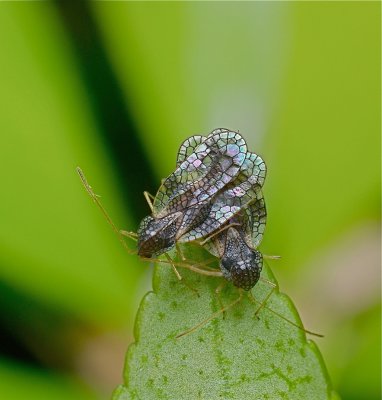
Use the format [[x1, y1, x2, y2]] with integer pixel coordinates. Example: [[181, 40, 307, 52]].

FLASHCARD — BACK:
[[220, 228, 263, 291], [137, 214, 182, 258]]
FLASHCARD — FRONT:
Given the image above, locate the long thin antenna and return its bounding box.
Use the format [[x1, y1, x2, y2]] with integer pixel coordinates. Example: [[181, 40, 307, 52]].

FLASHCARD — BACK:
[[76, 167, 134, 254], [176, 291, 243, 339], [258, 259, 324, 337], [253, 297, 324, 338], [77, 168, 216, 272], [263, 254, 281, 260]]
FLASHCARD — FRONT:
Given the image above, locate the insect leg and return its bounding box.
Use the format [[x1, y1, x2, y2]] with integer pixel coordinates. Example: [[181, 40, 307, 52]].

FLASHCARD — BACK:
[[199, 222, 241, 246], [164, 253, 182, 280], [176, 242, 186, 261], [164, 253, 199, 296], [253, 279, 277, 317], [178, 263, 222, 277], [176, 289, 243, 339], [120, 230, 138, 241], [137, 256, 219, 274]]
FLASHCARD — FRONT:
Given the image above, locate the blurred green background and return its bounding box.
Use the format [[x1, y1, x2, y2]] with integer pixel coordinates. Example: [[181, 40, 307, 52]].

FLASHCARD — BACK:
[[0, 2, 379, 399]]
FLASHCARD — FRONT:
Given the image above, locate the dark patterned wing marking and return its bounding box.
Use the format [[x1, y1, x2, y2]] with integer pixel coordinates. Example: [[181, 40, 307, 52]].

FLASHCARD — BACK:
[[153, 128, 247, 218], [203, 186, 266, 257], [241, 186, 267, 249], [178, 151, 266, 243], [137, 212, 182, 257]]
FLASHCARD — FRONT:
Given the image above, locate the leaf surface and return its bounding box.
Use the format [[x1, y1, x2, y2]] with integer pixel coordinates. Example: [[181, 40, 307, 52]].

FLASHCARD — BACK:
[[0, 2, 143, 327], [113, 248, 337, 400]]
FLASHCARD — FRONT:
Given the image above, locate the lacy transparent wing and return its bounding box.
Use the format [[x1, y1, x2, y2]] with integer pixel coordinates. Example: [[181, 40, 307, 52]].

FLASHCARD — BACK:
[[242, 151, 267, 188], [176, 135, 206, 167], [178, 151, 266, 243], [153, 128, 247, 218], [241, 186, 267, 249]]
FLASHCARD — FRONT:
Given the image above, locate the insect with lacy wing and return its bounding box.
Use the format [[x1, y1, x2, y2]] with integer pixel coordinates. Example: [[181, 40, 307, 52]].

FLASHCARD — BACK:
[[77, 136, 322, 338], [136, 129, 248, 258], [76, 130, 258, 281], [137, 129, 266, 260]]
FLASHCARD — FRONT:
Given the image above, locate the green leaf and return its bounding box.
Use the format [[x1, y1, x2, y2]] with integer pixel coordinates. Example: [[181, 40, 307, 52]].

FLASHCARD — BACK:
[[113, 248, 338, 400], [91, 1, 289, 177], [0, 2, 144, 327], [0, 359, 97, 400]]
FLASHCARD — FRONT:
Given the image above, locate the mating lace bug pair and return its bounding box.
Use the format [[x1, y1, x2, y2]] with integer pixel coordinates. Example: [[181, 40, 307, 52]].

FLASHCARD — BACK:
[[77, 128, 322, 338], [136, 129, 267, 292]]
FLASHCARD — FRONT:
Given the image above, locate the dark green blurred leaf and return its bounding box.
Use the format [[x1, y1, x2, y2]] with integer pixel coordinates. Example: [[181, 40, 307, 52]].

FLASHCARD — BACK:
[[329, 304, 381, 400], [91, 2, 289, 176], [114, 250, 337, 399], [0, 2, 144, 327], [0, 359, 96, 400], [262, 2, 380, 275]]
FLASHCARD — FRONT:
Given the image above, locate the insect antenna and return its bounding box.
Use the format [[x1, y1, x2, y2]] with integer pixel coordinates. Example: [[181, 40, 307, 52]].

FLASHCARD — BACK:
[[76, 167, 136, 254], [253, 277, 277, 316], [250, 293, 324, 338], [176, 290, 243, 339], [143, 191, 155, 212], [263, 254, 281, 260], [252, 259, 324, 338]]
